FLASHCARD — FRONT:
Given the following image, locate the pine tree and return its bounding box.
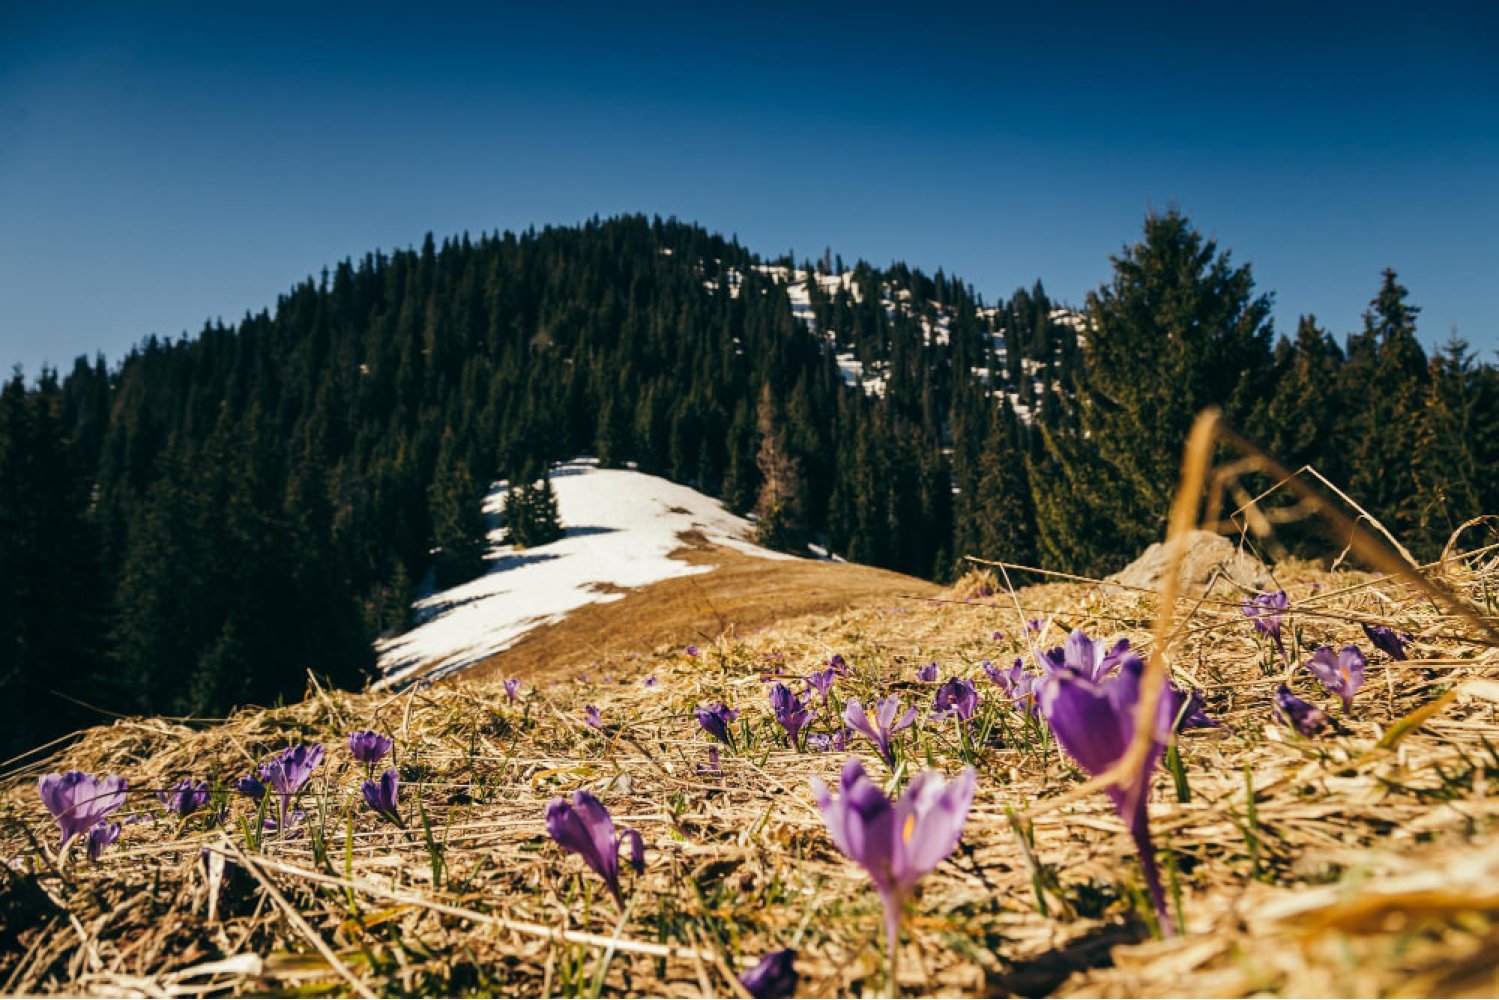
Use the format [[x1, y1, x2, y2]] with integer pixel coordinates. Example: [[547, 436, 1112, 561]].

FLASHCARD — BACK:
[[429, 439, 488, 588], [1259, 315, 1344, 472], [971, 398, 1037, 573], [504, 471, 564, 548], [1056, 210, 1274, 566], [1411, 337, 1496, 553], [1343, 269, 1429, 546]]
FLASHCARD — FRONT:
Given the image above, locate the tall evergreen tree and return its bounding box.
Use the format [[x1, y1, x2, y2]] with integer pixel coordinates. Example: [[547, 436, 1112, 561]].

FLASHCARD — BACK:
[[1343, 269, 1429, 542], [1048, 210, 1274, 568]]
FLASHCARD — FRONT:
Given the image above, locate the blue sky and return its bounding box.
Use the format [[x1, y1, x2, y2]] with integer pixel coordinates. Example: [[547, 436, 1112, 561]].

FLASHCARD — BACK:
[[2, 2, 1495, 375]]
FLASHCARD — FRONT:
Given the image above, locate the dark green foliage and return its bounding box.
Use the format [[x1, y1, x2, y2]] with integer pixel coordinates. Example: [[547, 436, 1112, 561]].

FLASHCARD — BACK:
[[430, 436, 488, 588], [0, 371, 109, 752], [1341, 269, 1430, 542], [503, 474, 564, 549], [1411, 338, 1499, 552]]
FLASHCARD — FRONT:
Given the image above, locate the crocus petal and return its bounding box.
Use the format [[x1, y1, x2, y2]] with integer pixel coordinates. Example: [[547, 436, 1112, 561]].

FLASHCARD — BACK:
[[347, 731, 394, 765], [1038, 673, 1131, 777], [892, 767, 977, 892], [620, 828, 645, 876], [1304, 645, 1366, 712], [841, 700, 879, 748], [86, 821, 121, 861], [1274, 684, 1329, 737], [1361, 624, 1410, 661], [740, 948, 798, 1000]]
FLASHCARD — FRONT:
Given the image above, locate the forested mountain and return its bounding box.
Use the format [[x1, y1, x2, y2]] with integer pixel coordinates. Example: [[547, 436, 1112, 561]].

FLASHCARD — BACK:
[[2, 212, 1494, 757]]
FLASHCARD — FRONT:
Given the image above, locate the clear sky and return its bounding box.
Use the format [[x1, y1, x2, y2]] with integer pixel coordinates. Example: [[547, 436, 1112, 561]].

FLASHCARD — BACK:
[[2, 2, 1495, 376]]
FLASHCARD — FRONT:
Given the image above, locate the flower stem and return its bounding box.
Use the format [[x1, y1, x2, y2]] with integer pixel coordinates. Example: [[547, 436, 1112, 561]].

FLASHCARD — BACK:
[[884, 902, 902, 998], [1130, 805, 1175, 937]]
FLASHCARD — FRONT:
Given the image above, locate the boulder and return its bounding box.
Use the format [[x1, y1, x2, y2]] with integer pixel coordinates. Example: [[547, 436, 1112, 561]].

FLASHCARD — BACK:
[[1103, 530, 1269, 598]]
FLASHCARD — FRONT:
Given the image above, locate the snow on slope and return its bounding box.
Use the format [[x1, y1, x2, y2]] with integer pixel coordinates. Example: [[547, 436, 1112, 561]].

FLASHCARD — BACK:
[[701, 259, 1087, 419], [374, 459, 795, 689]]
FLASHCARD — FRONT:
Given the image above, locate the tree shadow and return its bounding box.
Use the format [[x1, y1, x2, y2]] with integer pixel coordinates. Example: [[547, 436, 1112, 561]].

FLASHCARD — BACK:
[[560, 525, 616, 540]]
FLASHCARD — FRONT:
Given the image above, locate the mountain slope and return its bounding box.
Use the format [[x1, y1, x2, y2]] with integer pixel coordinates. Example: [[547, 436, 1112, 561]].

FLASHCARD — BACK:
[[378, 459, 936, 688]]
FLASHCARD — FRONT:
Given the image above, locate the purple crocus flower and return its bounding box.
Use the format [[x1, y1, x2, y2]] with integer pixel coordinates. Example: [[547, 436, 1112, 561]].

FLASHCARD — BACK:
[[1038, 629, 1132, 682], [37, 771, 128, 848], [769, 683, 816, 748], [584, 705, 605, 731], [695, 703, 740, 745], [1038, 656, 1176, 934], [1361, 623, 1412, 662], [695, 747, 723, 776], [984, 658, 1039, 716], [931, 677, 979, 722], [234, 775, 266, 801], [1304, 645, 1367, 712], [917, 662, 939, 683], [545, 790, 644, 906], [807, 729, 849, 753], [811, 758, 977, 959], [1167, 687, 1224, 731], [642, 675, 659, 688], [992, 630, 1005, 641], [826, 654, 849, 674], [347, 730, 393, 769], [258, 744, 324, 829], [806, 667, 836, 705], [1274, 684, 1329, 737], [685, 644, 701, 658], [361, 769, 402, 826], [740, 948, 798, 999], [159, 778, 211, 818], [86, 821, 121, 861], [1243, 591, 1290, 661], [843, 697, 918, 768], [503, 678, 522, 701], [624, 827, 645, 876], [1026, 618, 1044, 634]]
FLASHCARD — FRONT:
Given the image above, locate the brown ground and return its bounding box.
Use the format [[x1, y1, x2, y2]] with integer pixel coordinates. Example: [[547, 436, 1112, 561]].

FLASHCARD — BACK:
[[459, 531, 939, 685]]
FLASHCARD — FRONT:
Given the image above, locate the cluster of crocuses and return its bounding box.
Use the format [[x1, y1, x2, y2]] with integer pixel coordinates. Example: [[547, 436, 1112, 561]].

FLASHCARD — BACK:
[[695, 632, 1213, 957], [39, 729, 407, 860], [1243, 590, 1408, 738], [695, 656, 998, 768]]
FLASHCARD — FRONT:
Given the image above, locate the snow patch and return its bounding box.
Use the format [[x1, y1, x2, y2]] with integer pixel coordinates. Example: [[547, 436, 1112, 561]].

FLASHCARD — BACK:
[[375, 459, 795, 688]]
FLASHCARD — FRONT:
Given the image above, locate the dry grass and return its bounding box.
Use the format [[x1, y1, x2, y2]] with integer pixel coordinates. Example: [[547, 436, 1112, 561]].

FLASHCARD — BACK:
[[5, 420, 1499, 997], [459, 534, 939, 687]]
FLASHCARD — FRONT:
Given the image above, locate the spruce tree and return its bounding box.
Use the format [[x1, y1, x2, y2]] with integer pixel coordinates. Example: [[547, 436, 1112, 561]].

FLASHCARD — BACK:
[[429, 440, 489, 588], [1059, 210, 1274, 566], [1343, 269, 1430, 545], [503, 471, 564, 549], [1411, 337, 1496, 553]]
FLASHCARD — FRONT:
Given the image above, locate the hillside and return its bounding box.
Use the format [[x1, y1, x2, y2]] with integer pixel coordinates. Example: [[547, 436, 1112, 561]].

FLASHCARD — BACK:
[[5, 534, 1497, 997], [377, 459, 936, 689]]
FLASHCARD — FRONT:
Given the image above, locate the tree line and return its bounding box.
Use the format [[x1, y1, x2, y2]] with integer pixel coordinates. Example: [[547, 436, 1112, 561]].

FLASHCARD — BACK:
[[1, 212, 1493, 757]]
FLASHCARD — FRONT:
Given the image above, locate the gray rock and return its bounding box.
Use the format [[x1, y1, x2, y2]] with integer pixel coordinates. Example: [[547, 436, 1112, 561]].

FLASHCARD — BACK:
[[1103, 530, 1269, 598]]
